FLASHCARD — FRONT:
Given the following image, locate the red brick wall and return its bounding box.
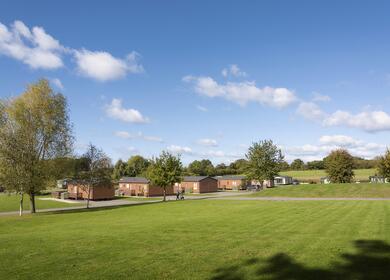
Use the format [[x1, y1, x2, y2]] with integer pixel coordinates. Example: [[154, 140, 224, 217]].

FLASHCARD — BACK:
[[118, 182, 174, 197], [67, 183, 115, 200]]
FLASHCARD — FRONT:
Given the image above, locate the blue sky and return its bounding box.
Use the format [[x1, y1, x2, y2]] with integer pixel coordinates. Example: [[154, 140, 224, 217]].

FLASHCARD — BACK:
[[1, 0, 390, 164]]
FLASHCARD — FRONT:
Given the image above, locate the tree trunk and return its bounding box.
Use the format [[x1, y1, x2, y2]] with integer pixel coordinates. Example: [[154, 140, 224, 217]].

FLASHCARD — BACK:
[[86, 186, 91, 209], [29, 192, 36, 214], [163, 187, 166, 202], [19, 193, 24, 216]]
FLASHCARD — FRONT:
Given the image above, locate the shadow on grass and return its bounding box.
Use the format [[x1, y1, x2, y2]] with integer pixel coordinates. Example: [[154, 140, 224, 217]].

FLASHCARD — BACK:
[[210, 240, 390, 280]]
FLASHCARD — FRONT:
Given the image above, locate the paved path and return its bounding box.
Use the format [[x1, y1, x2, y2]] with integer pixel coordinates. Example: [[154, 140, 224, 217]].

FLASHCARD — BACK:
[[215, 196, 390, 201], [2, 192, 390, 216]]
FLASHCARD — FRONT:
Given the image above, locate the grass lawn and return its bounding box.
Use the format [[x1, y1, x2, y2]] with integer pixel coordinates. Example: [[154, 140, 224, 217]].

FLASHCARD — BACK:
[[280, 168, 376, 183], [0, 194, 84, 212], [1, 200, 390, 279], [248, 183, 390, 198]]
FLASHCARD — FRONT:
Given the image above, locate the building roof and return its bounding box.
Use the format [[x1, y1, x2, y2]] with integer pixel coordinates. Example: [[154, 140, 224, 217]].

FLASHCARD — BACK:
[[119, 177, 149, 183], [214, 175, 247, 180], [182, 176, 216, 182], [274, 175, 292, 179]]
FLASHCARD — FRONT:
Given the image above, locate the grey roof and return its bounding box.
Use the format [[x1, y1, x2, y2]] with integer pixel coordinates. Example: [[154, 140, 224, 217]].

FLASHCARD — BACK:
[[182, 176, 216, 182], [274, 175, 292, 179], [214, 175, 247, 180], [119, 177, 149, 183]]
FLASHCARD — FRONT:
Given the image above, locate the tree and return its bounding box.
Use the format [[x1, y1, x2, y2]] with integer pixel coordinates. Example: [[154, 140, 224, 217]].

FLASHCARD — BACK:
[[0, 79, 72, 214], [306, 160, 325, 170], [279, 160, 290, 171], [324, 149, 354, 183], [290, 159, 305, 170], [112, 159, 128, 180], [245, 140, 284, 188], [377, 149, 390, 179], [188, 159, 215, 176], [214, 163, 231, 176], [126, 155, 150, 177], [229, 159, 248, 174], [76, 144, 112, 209], [147, 151, 183, 202]]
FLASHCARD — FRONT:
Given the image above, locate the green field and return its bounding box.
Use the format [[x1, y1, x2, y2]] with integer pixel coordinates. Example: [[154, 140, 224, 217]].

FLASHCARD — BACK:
[[0, 194, 84, 213], [249, 183, 390, 198], [280, 168, 376, 182], [1, 199, 390, 279]]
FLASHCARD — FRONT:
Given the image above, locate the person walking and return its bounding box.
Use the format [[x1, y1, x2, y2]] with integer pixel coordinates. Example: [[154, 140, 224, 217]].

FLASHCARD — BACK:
[[176, 189, 180, 200]]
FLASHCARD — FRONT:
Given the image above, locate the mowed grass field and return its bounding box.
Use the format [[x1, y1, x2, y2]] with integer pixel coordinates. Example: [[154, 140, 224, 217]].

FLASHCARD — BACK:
[[1, 200, 390, 279], [0, 194, 84, 212], [280, 168, 376, 182], [249, 183, 390, 198]]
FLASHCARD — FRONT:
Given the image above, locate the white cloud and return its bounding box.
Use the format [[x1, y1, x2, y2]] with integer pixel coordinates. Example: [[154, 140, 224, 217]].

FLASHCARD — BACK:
[[297, 100, 390, 132], [197, 138, 218, 147], [284, 135, 386, 161], [221, 64, 247, 77], [196, 105, 208, 112], [51, 78, 64, 90], [106, 99, 149, 123], [312, 92, 331, 102], [115, 131, 132, 139], [319, 135, 361, 147], [0, 20, 64, 69], [115, 131, 163, 142], [323, 110, 390, 132], [74, 50, 143, 81], [0, 20, 144, 82], [167, 145, 192, 154], [296, 102, 326, 121], [183, 75, 296, 108]]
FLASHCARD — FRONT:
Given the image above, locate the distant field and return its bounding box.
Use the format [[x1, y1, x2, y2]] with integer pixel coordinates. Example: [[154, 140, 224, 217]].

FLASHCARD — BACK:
[[280, 168, 376, 182], [0, 194, 84, 212], [248, 183, 390, 198], [1, 200, 390, 279]]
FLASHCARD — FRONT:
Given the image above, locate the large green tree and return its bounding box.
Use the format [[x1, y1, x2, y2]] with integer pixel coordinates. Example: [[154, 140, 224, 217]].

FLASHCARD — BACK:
[[245, 140, 284, 188], [76, 144, 112, 209], [126, 155, 150, 177], [290, 159, 305, 170], [187, 159, 215, 176], [0, 79, 72, 214], [324, 149, 354, 183], [147, 151, 183, 201], [377, 149, 390, 179], [112, 159, 128, 180]]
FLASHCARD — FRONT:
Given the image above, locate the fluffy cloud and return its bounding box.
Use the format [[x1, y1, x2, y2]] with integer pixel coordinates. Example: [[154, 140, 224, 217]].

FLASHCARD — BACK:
[[51, 78, 64, 90], [297, 102, 326, 121], [183, 75, 296, 108], [0, 20, 144, 81], [106, 99, 149, 123], [312, 92, 331, 102], [221, 64, 247, 77], [167, 145, 192, 154], [284, 135, 386, 161], [319, 135, 361, 147], [323, 110, 390, 132], [0, 20, 64, 69], [115, 131, 163, 142], [197, 138, 218, 147], [297, 100, 390, 132], [74, 50, 143, 81]]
